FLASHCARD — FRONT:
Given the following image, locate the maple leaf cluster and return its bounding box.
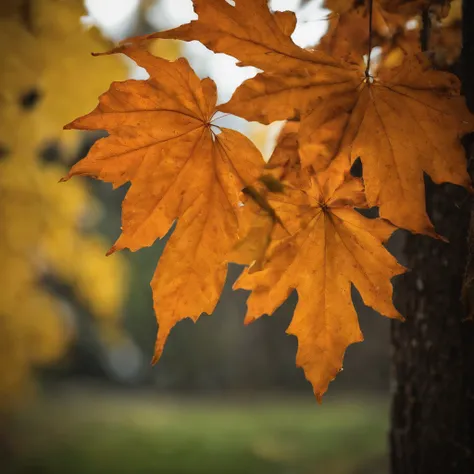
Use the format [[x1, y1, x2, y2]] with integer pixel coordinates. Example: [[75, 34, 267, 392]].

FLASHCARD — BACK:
[[64, 0, 473, 401]]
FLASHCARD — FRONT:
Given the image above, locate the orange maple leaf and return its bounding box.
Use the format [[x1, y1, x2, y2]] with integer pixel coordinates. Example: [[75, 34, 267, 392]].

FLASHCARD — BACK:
[[122, 0, 343, 73], [233, 163, 405, 400], [63, 46, 264, 362], [230, 123, 404, 399]]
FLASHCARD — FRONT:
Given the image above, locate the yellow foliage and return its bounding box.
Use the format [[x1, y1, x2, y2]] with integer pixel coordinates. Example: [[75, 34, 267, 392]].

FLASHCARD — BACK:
[[0, 0, 127, 158], [0, 0, 130, 410]]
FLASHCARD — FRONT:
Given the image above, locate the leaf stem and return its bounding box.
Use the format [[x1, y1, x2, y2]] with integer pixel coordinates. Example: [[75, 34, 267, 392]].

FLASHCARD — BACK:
[[365, 0, 374, 78], [212, 112, 232, 122], [420, 9, 431, 52]]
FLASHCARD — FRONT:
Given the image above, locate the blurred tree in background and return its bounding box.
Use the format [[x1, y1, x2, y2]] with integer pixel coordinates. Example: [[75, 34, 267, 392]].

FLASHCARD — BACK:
[[0, 0, 128, 410]]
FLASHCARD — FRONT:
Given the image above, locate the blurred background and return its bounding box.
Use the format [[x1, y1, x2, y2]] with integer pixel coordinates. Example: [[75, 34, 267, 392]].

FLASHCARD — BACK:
[[0, 1, 401, 473]]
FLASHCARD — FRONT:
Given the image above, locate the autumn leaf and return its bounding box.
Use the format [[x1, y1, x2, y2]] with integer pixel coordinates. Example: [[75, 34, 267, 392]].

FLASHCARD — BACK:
[[233, 166, 405, 400], [63, 46, 264, 363], [123, 0, 343, 73], [304, 55, 473, 235]]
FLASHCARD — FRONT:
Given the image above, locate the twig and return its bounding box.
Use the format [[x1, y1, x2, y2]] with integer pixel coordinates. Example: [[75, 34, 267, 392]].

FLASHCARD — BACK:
[[365, 0, 374, 78]]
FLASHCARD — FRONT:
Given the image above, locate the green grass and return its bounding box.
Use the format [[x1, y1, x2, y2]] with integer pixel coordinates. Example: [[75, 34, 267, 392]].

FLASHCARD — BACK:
[[9, 389, 388, 474]]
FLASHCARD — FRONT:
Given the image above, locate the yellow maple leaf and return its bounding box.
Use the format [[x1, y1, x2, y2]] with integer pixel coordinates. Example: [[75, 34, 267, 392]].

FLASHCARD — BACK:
[[64, 46, 264, 362]]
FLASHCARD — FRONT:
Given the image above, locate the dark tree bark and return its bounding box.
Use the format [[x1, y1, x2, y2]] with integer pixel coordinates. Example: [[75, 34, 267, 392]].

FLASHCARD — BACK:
[[390, 2, 474, 473]]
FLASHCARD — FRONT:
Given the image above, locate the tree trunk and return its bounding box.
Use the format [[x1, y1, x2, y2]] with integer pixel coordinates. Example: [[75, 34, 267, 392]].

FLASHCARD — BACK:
[[389, 3, 474, 473]]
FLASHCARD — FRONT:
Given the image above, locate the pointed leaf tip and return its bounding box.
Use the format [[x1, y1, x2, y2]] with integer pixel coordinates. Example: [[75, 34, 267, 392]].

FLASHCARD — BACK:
[[106, 245, 117, 257], [91, 45, 124, 57]]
